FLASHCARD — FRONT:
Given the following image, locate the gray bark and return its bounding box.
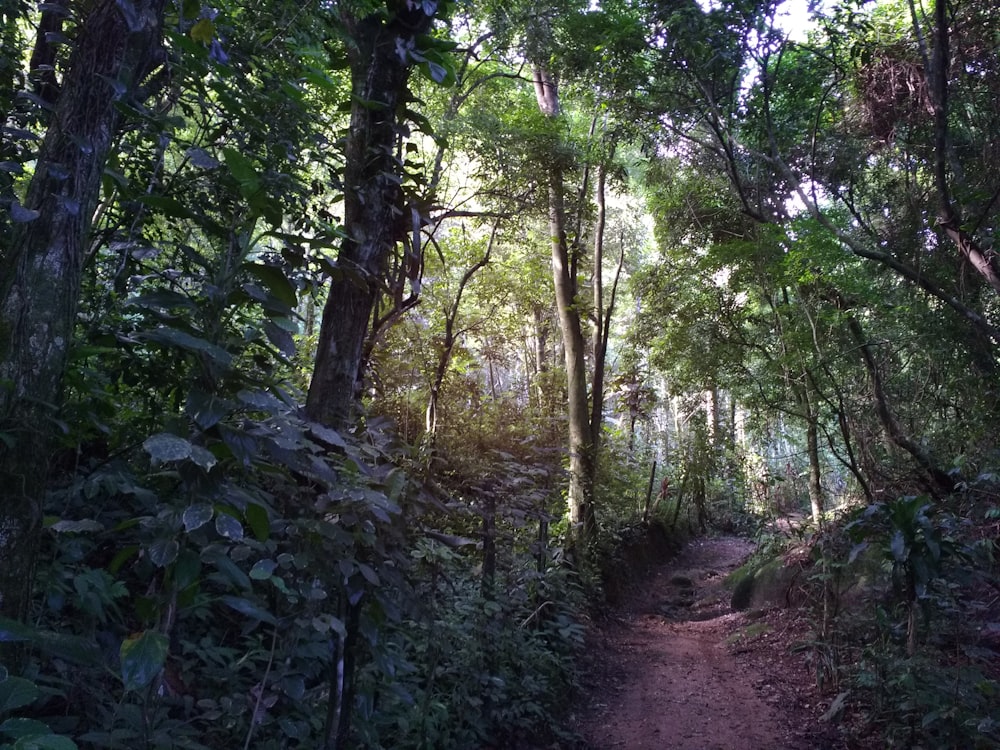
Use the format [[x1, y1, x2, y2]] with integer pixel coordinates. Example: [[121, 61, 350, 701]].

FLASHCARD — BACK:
[[533, 64, 595, 542], [0, 0, 166, 619]]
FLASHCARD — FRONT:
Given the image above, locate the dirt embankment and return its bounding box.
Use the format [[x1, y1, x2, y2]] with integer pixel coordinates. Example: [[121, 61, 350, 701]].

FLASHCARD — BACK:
[[573, 537, 846, 750]]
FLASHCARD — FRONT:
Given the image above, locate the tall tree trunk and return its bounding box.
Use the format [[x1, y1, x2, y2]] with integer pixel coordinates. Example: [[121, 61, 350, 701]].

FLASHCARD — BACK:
[[803, 380, 823, 525], [589, 162, 608, 450], [0, 0, 165, 620], [306, 5, 434, 429], [921, 0, 1000, 294], [533, 64, 595, 542], [305, 7, 436, 745], [588, 158, 625, 450]]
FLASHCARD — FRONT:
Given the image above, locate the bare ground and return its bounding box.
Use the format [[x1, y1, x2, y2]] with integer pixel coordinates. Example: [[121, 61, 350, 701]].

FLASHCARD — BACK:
[[571, 536, 848, 750]]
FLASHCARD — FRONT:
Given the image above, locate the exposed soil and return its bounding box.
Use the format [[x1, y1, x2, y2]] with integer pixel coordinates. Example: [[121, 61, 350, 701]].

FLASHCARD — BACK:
[[572, 536, 848, 749]]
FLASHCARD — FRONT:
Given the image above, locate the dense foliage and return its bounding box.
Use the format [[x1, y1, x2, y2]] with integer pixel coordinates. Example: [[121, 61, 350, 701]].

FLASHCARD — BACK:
[[0, 0, 997, 747]]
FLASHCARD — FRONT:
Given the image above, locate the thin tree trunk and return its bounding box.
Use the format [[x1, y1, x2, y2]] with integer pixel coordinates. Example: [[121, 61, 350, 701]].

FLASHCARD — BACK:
[[643, 460, 657, 523], [425, 224, 496, 439], [804, 383, 823, 525], [589, 162, 608, 449], [532, 304, 549, 411], [0, 0, 165, 620]]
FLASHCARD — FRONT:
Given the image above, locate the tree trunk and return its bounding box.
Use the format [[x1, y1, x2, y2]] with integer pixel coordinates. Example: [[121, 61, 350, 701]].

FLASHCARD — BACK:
[[533, 64, 595, 542], [845, 315, 957, 495], [531, 304, 550, 411], [305, 5, 434, 429], [589, 162, 608, 450], [923, 0, 1000, 295], [804, 383, 823, 525], [0, 0, 165, 620]]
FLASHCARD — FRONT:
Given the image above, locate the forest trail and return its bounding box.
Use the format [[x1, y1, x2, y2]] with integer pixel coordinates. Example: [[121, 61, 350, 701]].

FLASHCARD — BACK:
[[574, 537, 842, 750]]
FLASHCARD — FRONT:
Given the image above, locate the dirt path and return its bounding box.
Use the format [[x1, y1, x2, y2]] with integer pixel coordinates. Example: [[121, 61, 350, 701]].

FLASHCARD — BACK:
[[574, 537, 843, 749]]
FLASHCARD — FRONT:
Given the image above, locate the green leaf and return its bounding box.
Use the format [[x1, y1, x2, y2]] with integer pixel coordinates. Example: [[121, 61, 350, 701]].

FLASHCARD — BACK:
[[182, 504, 214, 533], [148, 539, 179, 568], [220, 596, 276, 625], [51, 637, 101, 669], [108, 545, 139, 574], [142, 327, 233, 368], [0, 618, 29, 644], [128, 290, 196, 312], [172, 549, 202, 589], [245, 263, 297, 308], [0, 717, 52, 739], [120, 631, 168, 691], [310, 614, 346, 638], [189, 445, 217, 471], [12, 730, 79, 750], [48, 518, 104, 533], [222, 147, 258, 186], [13, 735, 79, 749], [189, 18, 215, 44], [245, 502, 270, 542], [186, 390, 232, 430], [249, 559, 276, 580], [11, 735, 79, 750], [308, 424, 346, 449], [137, 194, 198, 221], [0, 677, 39, 713], [215, 514, 244, 541], [263, 321, 295, 357], [357, 563, 380, 586], [143, 433, 192, 464], [203, 549, 250, 590]]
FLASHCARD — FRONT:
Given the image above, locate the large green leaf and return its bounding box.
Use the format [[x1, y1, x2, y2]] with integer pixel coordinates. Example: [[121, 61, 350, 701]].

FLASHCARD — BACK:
[[244, 502, 270, 542], [147, 539, 179, 568], [186, 390, 233, 430], [142, 327, 233, 368], [215, 513, 244, 541], [119, 631, 168, 691], [0, 677, 38, 714], [1, 718, 51, 739], [182, 503, 214, 533], [222, 147, 257, 185], [245, 263, 297, 308], [12, 735, 78, 750], [143, 433, 192, 464], [221, 596, 276, 625]]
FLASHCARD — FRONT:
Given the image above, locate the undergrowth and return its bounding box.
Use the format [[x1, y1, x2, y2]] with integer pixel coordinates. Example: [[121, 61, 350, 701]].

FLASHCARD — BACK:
[[0, 417, 589, 750], [795, 488, 1000, 749]]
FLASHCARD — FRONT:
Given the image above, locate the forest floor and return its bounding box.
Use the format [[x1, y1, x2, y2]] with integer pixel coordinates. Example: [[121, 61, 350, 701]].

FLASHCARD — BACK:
[[571, 536, 849, 750]]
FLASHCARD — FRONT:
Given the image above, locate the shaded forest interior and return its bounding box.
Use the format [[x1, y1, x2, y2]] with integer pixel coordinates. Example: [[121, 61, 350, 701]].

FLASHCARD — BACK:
[[0, 0, 999, 747]]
